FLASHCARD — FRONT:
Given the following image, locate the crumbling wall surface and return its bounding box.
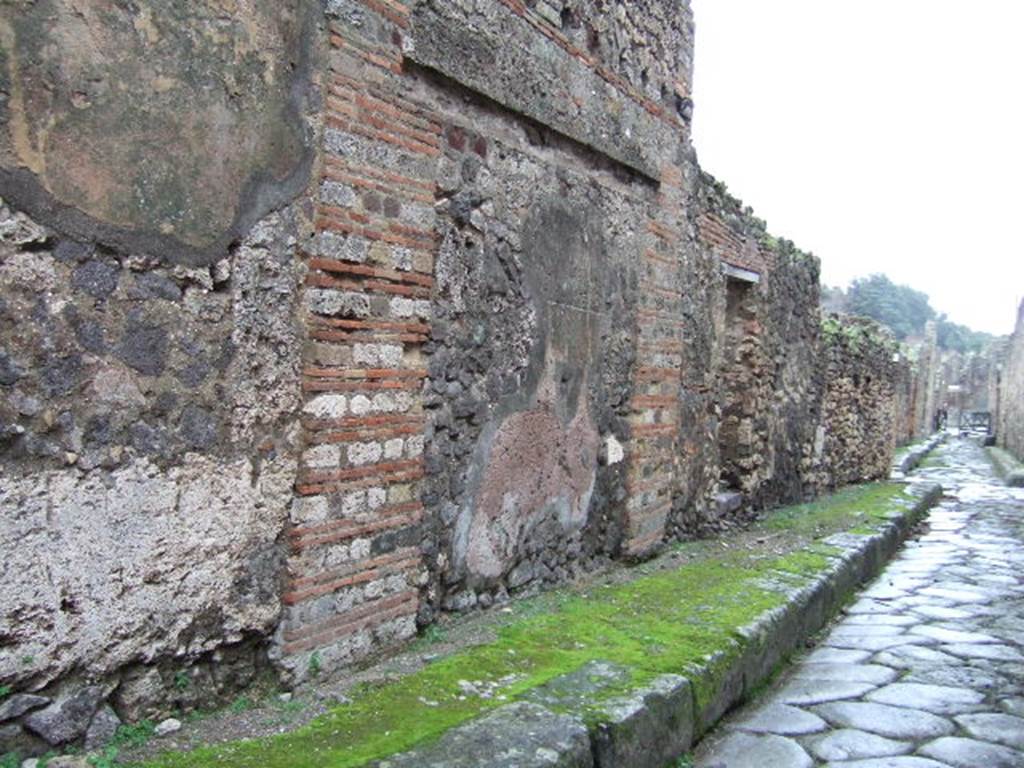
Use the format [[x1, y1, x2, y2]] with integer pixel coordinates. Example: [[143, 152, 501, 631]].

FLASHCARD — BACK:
[[274, 0, 700, 679], [814, 315, 901, 489], [998, 300, 1024, 459], [913, 321, 940, 439], [892, 353, 916, 446], [0, 0, 912, 748], [0, 0, 320, 749], [691, 174, 824, 519]]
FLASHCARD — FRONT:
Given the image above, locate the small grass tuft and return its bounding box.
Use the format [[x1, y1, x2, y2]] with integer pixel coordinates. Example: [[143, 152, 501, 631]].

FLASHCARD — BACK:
[[113, 719, 156, 749]]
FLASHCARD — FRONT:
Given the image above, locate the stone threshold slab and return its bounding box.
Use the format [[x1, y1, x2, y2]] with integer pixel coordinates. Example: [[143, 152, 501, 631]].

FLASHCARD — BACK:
[[366, 483, 943, 768]]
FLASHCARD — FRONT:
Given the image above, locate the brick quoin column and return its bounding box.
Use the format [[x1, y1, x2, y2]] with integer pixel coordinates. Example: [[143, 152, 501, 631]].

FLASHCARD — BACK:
[[278, 0, 438, 677], [625, 165, 688, 559]]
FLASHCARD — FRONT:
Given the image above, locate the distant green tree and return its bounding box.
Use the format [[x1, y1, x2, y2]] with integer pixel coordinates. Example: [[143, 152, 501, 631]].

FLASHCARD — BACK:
[[845, 274, 935, 340], [936, 315, 994, 354]]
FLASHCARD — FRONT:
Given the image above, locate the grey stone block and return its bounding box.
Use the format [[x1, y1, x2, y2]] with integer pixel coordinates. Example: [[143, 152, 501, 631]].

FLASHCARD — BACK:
[[590, 675, 693, 768], [370, 702, 593, 767]]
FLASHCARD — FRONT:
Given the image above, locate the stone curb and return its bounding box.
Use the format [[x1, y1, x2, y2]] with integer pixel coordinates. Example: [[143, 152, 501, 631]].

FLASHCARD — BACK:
[[893, 432, 946, 476], [366, 482, 943, 768], [986, 446, 1024, 487]]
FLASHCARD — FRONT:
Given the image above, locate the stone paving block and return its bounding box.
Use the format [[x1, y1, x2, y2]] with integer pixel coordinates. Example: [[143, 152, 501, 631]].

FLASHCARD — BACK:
[[843, 614, 918, 627], [791, 663, 899, 685], [812, 702, 955, 740], [828, 634, 933, 653], [524, 660, 630, 711], [954, 712, 1024, 750], [909, 625, 1001, 644], [910, 605, 974, 621], [821, 758, 954, 768], [697, 731, 813, 768], [777, 679, 879, 706], [902, 664, 1007, 692], [1001, 698, 1024, 717], [872, 644, 961, 668], [804, 648, 873, 665], [941, 643, 1024, 662], [919, 736, 1024, 768], [804, 728, 912, 762], [865, 683, 985, 715], [829, 624, 909, 640], [370, 702, 593, 768], [589, 674, 693, 768], [729, 703, 828, 736]]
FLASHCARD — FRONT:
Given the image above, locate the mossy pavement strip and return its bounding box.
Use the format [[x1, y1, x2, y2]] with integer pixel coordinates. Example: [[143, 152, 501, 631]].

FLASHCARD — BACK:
[[127, 482, 922, 768]]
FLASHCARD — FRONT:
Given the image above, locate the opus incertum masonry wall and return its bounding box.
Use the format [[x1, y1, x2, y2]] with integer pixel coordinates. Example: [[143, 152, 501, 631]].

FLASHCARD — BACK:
[[0, 0, 945, 749]]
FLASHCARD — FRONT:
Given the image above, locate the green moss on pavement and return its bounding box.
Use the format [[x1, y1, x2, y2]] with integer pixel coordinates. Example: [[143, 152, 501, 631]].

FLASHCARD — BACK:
[[136, 483, 911, 768]]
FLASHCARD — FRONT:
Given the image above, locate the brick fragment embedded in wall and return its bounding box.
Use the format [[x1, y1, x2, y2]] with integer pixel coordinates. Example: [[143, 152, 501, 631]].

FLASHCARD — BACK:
[[278, 0, 439, 678], [696, 212, 774, 277]]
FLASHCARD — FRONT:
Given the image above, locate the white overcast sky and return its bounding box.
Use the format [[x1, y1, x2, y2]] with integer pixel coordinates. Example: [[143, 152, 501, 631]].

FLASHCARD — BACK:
[[690, 0, 1024, 335]]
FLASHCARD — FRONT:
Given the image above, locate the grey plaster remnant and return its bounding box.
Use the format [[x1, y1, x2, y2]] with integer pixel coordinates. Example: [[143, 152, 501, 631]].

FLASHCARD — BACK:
[[0, 2, 319, 266]]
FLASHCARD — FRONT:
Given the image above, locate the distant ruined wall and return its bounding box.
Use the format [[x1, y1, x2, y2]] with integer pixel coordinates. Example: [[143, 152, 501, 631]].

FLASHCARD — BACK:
[[998, 300, 1024, 459], [892, 352, 916, 446], [0, 0, 906, 753], [813, 316, 901, 489]]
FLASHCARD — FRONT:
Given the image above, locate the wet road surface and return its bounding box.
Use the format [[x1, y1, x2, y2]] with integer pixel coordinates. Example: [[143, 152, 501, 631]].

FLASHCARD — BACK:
[[695, 438, 1024, 768]]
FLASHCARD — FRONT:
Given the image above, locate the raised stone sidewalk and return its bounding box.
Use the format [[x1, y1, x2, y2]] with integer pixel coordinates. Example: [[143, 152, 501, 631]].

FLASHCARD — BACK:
[[696, 438, 1024, 768], [360, 458, 946, 766]]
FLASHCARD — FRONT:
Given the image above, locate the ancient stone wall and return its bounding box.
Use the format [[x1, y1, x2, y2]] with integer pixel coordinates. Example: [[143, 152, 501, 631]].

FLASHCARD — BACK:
[[891, 352, 917, 446], [0, 0, 322, 750], [813, 316, 901, 488], [692, 174, 825, 517], [997, 300, 1024, 459], [0, 0, 907, 751]]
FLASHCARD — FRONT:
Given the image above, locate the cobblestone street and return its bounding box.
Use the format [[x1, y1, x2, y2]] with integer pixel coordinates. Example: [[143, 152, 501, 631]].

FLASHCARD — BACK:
[[696, 439, 1024, 768]]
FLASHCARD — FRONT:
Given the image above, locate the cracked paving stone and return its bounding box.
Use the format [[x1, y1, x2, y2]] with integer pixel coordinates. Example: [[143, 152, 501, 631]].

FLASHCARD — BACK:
[[729, 703, 828, 736], [776, 679, 879, 706], [919, 736, 1024, 768], [804, 729, 912, 762], [792, 663, 899, 685], [954, 712, 1024, 750], [865, 683, 985, 715], [697, 732, 813, 768], [812, 702, 955, 740], [940, 643, 1024, 662]]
